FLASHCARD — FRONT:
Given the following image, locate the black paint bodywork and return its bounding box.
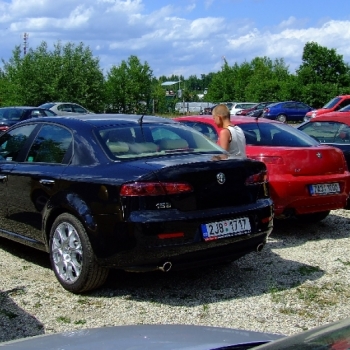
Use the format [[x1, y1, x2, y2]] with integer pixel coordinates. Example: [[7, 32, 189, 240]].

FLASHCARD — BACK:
[[0, 114, 273, 272]]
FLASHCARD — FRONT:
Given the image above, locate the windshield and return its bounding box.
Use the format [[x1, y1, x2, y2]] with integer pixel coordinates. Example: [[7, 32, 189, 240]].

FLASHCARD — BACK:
[[339, 105, 350, 112], [239, 122, 320, 147], [97, 123, 225, 159], [322, 97, 341, 109]]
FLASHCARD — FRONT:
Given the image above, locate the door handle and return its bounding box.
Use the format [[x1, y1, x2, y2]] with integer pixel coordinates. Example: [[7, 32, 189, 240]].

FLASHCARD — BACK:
[[0, 175, 7, 183], [39, 179, 55, 185]]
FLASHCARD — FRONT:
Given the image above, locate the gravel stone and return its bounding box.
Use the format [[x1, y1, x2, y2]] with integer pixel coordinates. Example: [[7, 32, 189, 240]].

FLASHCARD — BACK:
[[1, 209, 350, 342]]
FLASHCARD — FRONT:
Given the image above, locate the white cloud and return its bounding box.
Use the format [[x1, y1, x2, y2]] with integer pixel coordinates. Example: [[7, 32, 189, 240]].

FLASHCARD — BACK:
[[1, 0, 350, 77]]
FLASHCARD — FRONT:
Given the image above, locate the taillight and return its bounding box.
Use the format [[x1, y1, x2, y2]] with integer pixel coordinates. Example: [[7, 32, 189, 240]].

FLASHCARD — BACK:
[[249, 156, 284, 164], [0, 126, 9, 132], [245, 170, 268, 185], [120, 182, 193, 196]]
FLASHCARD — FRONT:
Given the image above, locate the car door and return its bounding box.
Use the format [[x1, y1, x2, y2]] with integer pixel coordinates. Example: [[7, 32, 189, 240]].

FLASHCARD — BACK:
[[0, 124, 37, 233], [4, 123, 72, 246], [295, 102, 311, 120]]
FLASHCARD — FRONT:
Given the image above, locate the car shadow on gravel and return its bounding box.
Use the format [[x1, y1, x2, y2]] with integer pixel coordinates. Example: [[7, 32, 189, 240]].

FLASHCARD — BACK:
[[94, 243, 325, 307], [0, 224, 328, 309], [0, 237, 51, 269], [0, 288, 45, 342]]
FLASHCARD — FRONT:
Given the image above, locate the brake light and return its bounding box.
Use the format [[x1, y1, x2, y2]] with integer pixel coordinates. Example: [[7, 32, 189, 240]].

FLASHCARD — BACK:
[[245, 170, 268, 185], [0, 126, 9, 132], [250, 156, 284, 164], [120, 182, 193, 196]]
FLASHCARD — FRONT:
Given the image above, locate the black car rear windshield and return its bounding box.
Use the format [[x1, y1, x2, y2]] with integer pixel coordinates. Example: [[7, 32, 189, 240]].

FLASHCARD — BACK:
[[96, 123, 225, 159]]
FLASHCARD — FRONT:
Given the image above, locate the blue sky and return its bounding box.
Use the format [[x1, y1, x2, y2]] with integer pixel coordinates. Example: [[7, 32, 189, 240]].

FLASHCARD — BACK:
[[1, 0, 350, 78]]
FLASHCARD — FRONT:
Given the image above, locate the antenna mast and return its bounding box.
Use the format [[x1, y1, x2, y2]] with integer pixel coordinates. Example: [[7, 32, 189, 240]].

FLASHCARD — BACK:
[[23, 33, 29, 55]]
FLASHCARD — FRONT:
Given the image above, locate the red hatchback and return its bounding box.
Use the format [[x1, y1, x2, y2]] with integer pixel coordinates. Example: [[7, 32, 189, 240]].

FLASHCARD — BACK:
[[304, 95, 350, 122], [174, 115, 350, 222]]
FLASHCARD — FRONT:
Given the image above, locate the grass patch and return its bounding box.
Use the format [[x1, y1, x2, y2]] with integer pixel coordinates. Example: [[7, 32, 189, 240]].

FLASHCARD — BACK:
[[56, 316, 71, 324], [337, 259, 350, 266], [74, 319, 87, 325]]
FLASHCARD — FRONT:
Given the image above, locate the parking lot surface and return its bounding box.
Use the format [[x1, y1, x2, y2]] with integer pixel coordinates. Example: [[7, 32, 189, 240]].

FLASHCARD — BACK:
[[1, 209, 350, 342]]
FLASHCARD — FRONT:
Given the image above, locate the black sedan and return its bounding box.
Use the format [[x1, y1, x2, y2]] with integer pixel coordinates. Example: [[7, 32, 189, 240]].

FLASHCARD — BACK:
[[0, 114, 273, 293], [0, 106, 56, 132]]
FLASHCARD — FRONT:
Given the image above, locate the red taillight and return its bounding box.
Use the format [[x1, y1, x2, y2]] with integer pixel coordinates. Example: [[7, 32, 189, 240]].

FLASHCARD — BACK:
[[120, 182, 193, 196], [245, 170, 268, 185], [0, 126, 9, 131], [249, 156, 284, 164]]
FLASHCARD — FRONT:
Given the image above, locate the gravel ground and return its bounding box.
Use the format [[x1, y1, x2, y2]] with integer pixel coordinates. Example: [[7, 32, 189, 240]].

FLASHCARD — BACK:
[[1, 209, 350, 343]]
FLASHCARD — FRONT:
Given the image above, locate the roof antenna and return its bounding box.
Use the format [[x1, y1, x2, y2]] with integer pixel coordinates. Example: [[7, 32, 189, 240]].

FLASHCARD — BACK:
[[138, 114, 145, 140], [138, 114, 145, 125], [255, 110, 263, 121]]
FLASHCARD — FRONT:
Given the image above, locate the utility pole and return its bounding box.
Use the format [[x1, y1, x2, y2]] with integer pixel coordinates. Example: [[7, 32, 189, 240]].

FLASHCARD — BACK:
[[23, 33, 29, 56]]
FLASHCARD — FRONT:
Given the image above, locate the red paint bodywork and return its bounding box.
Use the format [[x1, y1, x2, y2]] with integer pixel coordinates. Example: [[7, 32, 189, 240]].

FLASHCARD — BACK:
[[174, 115, 350, 218]]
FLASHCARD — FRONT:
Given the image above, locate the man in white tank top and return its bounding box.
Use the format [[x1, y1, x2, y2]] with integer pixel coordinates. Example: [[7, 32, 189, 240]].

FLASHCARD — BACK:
[[212, 104, 247, 157]]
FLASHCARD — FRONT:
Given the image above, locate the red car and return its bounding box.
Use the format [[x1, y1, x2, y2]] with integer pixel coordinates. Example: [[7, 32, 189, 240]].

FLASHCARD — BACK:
[[304, 95, 350, 122], [173, 115, 350, 222], [236, 101, 275, 116]]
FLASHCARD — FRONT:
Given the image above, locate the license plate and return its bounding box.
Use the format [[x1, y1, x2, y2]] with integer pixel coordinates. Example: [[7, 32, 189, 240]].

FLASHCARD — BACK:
[[201, 217, 251, 241], [309, 183, 340, 196]]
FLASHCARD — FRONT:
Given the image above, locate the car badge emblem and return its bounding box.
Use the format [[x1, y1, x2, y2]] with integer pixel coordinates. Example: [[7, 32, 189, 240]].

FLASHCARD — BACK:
[[316, 152, 322, 158], [217, 172, 226, 185]]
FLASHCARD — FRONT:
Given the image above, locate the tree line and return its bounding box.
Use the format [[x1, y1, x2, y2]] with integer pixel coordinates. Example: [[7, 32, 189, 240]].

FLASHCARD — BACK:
[[0, 40, 349, 114]]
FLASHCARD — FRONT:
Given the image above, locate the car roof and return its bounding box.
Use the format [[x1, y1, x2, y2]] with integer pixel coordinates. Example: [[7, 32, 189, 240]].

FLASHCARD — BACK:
[[0, 106, 46, 110], [15, 113, 177, 129]]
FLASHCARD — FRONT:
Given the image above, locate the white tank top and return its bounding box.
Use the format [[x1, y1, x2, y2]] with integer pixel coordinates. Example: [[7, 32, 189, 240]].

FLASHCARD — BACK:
[[226, 125, 247, 157]]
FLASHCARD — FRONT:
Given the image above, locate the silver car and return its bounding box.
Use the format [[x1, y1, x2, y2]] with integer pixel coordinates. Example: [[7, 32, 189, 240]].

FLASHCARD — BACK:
[[38, 102, 91, 115]]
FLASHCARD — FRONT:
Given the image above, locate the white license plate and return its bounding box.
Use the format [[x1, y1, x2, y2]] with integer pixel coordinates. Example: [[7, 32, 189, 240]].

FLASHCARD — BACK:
[[309, 183, 340, 195], [201, 217, 251, 241]]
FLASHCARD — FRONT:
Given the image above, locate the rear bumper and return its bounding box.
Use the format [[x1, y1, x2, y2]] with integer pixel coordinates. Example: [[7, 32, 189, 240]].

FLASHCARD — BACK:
[[111, 232, 270, 272], [95, 199, 274, 270], [269, 174, 350, 216]]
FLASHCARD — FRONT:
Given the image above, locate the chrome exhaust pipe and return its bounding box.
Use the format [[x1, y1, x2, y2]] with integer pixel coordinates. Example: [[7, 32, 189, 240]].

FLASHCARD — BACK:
[[256, 243, 264, 252], [158, 261, 172, 272]]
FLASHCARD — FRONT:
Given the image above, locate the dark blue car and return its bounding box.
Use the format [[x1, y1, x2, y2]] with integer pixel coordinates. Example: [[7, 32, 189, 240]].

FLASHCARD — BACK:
[[262, 101, 314, 123], [0, 106, 56, 132]]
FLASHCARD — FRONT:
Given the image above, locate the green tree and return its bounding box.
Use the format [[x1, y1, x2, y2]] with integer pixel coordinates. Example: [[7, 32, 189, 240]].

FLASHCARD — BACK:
[[0, 41, 105, 111], [105, 55, 153, 114], [297, 42, 350, 107], [205, 59, 237, 102], [245, 57, 293, 102]]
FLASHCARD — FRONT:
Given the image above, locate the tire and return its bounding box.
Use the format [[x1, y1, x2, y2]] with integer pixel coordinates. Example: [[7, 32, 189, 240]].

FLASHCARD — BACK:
[[276, 114, 287, 123], [296, 210, 330, 223], [49, 213, 109, 294]]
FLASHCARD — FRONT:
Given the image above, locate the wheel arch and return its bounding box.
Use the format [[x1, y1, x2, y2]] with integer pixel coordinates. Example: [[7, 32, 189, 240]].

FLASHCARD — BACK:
[[42, 192, 97, 250]]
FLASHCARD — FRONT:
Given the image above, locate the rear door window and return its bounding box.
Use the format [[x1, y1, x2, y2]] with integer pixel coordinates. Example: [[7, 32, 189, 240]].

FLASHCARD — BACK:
[[26, 125, 72, 163], [0, 124, 36, 162]]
